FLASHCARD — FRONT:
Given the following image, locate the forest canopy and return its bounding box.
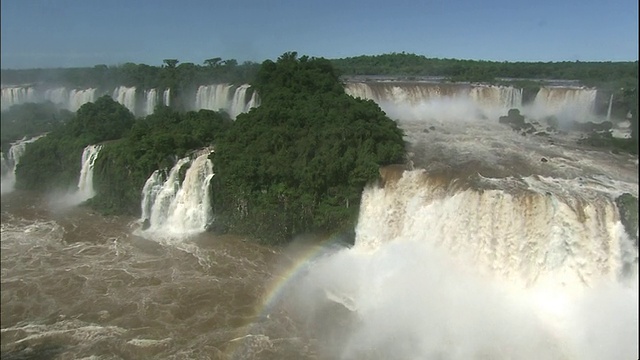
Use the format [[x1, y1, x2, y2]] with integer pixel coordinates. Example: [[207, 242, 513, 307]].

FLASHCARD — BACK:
[[211, 52, 406, 243]]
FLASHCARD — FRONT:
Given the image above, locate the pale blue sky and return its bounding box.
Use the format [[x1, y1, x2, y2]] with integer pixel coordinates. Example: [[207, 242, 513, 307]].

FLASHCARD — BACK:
[[1, 0, 638, 69]]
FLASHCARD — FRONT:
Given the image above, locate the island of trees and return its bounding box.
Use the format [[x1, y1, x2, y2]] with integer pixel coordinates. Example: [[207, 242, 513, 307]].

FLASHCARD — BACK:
[[10, 53, 406, 243]]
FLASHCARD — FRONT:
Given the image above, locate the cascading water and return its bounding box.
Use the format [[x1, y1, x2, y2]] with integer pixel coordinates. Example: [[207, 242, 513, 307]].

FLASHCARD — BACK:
[[1, 135, 45, 194], [163, 88, 171, 106], [144, 89, 158, 116], [194, 84, 258, 119], [357, 170, 636, 286], [284, 169, 638, 359], [195, 84, 232, 113], [44, 87, 98, 112], [246, 89, 261, 109], [275, 90, 638, 359], [344, 82, 524, 121], [74, 144, 102, 202], [112, 86, 137, 114], [528, 86, 598, 124], [1, 86, 96, 112], [139, 151, 214, 236], [606, 93, 614, 122], [229, 84, 252, 118], [1, 86, 38, 110]]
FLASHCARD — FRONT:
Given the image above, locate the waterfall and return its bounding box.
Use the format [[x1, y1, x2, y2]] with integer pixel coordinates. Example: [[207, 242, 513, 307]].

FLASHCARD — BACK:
[[289, 167, 638, 359], [246, 89, 261, 110], [528, 86, 598, 123], [356, 170, 637, 287], [75, 145, 102, 202], [195, 84, 233, 112], [44, 87, 69, 106], [606, 93, 614, 122], [194, 84, 258, 119], [163, 88, 171, 107], [1, 86, 38, 110], [44, 87, 98, 112], [140, 151, 214, 236], [229, 84, 251, 119], [112, 86, 137, 113], [145, 89, 158, 116], [1, 86, 96, 112], [1, 135, 46, 194], [344, 82, 524, 122]]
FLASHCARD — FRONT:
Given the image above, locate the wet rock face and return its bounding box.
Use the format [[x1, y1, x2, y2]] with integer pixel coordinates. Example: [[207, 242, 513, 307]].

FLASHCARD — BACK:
[[615, 193, 638, 245], [499, 109, 526, 131]]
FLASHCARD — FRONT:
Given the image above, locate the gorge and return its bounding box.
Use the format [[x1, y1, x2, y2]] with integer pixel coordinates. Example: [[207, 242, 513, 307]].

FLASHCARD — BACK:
[[1, 55, 637, 359]]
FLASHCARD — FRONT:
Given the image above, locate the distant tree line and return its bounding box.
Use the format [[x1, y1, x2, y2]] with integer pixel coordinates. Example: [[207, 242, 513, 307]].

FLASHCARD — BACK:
[[331, 52, 638, 87], [3, 52, 636, 91], [0, 58, 261, 94]]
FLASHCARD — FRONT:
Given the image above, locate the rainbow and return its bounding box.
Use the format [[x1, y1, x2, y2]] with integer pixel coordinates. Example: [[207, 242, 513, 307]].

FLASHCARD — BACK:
[[225, 231, 352, 357]]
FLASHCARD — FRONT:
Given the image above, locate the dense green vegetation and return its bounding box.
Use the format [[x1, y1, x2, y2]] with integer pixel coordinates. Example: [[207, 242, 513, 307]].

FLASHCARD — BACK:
[[1, 102, 73, 153], [15, 96, 135, 192], [331, 52, 637, 86], [211, 53, 406, 243], [1, 59, 260, 89], [90, 107, 231, 215]]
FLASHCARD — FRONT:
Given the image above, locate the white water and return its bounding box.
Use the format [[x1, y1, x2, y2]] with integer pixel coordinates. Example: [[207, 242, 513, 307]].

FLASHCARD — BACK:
[[344, 82, 602, 126], [1, 135, 46, 194], [140, 151, 215, 236], [163, 88, 171, 107], [112, 86, 137, 114], [278, 89, 638, 359], [1, 86, 97, 112], [144, 89, 157, 116], [194, 84, 259, 119], [527, 87, 598, 124], [1, 86, 37, 110], [74, 145, 102, 202], [345, 82, 524, 122], [45, 87, 98, 112], [606, 93, 614, 122], [286, 169, 638, 359]]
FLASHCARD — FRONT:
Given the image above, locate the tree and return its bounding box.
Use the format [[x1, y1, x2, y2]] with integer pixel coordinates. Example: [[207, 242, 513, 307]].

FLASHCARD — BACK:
[[204, 58, 222, 67], [212, 53, 406, 243], [162, 59, 179, 68], [223, 59, 238, 67]]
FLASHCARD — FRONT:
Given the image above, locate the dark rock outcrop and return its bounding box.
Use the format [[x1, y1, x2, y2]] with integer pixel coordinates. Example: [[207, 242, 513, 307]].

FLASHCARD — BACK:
[[499, 109, 526, 131], [615, 193, 638, 246]]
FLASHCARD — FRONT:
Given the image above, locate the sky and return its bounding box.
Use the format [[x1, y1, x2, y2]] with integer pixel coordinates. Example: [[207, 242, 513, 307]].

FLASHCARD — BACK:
[[1, 0, 638, 69]]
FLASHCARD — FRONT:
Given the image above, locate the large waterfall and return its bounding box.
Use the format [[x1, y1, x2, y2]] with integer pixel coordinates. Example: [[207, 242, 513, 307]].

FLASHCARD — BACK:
[[144, 89, 158, 116], [112, 86, 137, 114], [528, 87, 598, 123], [280, 98, 639, 359], [139, 151, 215, 236], [344, 82, 601, 124], [345, 82, 523, 121], [287, 168, 638, 359], [74, 145, 102, 202], [357, 170, 636, 287], [2, 84, 257, 118], [1, 135, 45, 194], [194, 84, 260, 119], [0, 86, 97, 112]]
